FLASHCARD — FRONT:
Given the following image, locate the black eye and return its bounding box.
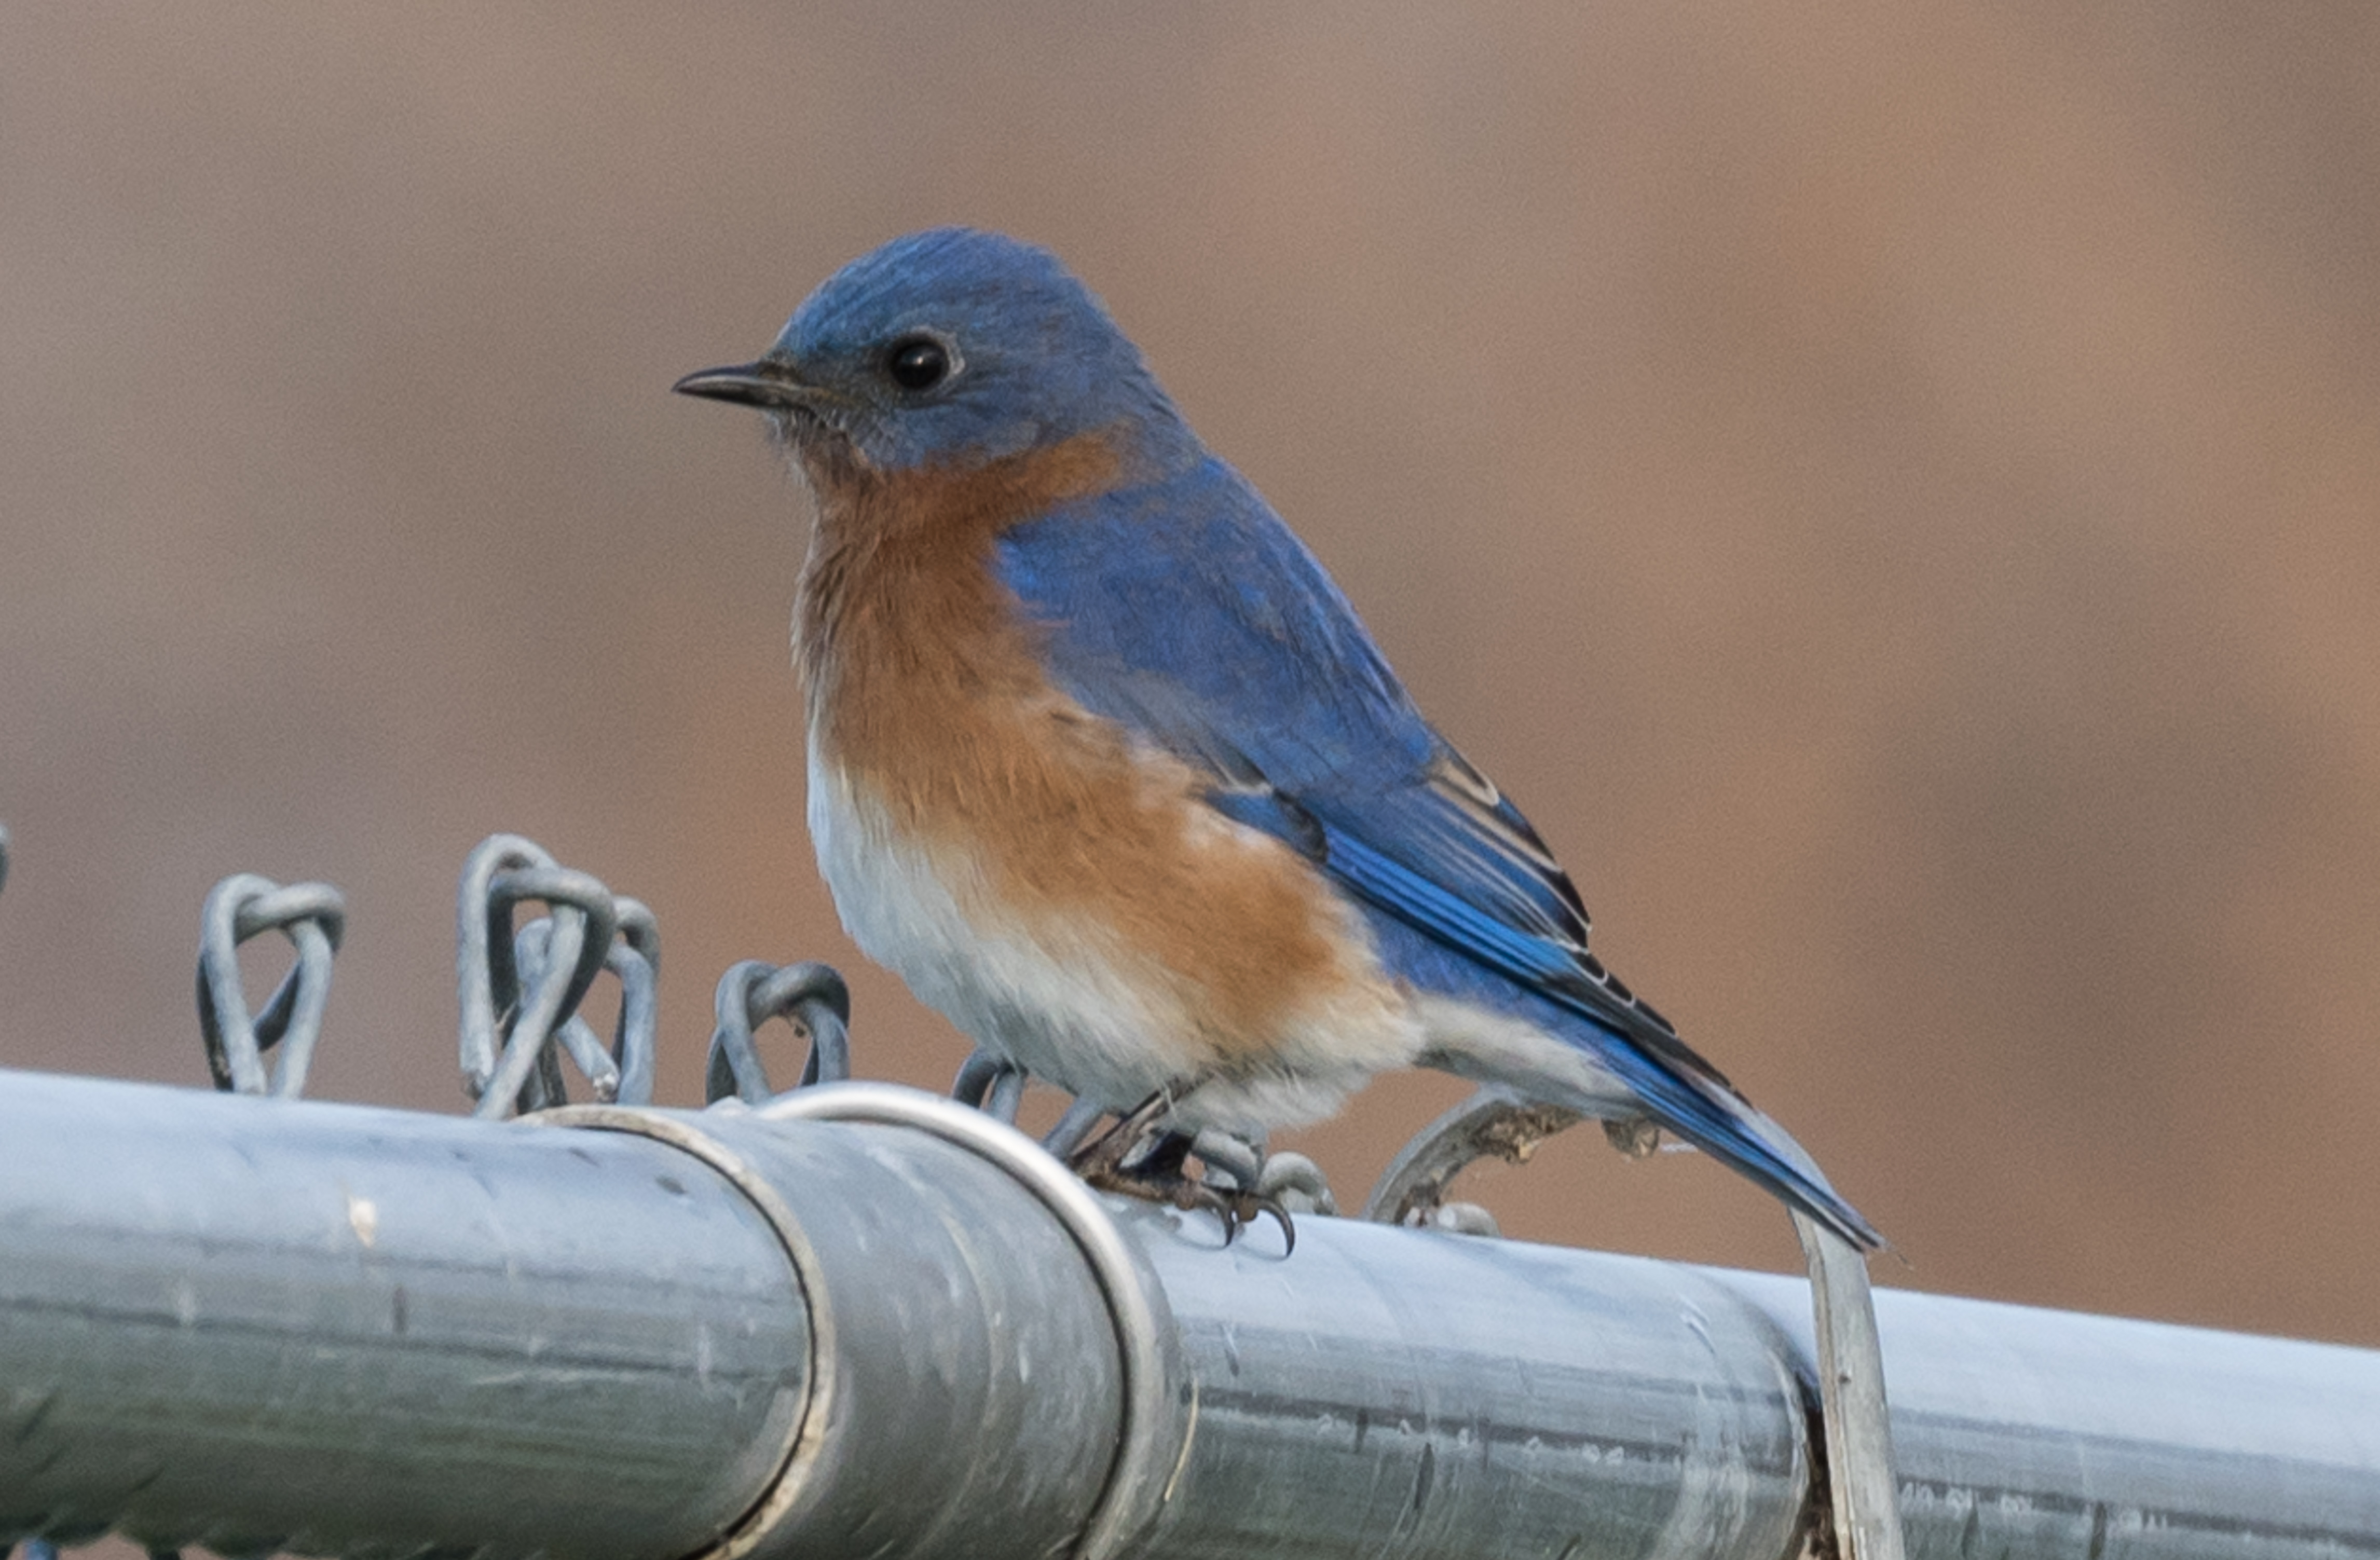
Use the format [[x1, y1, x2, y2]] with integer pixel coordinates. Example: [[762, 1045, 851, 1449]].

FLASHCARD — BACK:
[[886, 334, 953, 392]]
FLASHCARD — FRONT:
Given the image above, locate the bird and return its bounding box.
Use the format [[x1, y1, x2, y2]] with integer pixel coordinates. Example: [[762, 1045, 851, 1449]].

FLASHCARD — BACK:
[[675, 227, 1880, 1252]]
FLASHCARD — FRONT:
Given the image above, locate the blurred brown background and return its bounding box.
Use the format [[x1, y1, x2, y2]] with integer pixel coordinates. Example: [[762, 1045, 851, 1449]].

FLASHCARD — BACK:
[[2, 5, 2375, 1347]]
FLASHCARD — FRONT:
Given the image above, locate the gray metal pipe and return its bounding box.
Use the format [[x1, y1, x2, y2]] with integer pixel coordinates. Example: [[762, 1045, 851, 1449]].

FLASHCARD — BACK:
[[4, 1069, 2378, 1560], [1726, 1274, 2380, 1560], [0, 1069, 805, 1560], [0, 1071, 1120, 1560]]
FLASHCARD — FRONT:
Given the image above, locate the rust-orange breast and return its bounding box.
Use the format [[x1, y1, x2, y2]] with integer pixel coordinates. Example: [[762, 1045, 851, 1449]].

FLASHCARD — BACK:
[[793, 435, 1370, 1055]]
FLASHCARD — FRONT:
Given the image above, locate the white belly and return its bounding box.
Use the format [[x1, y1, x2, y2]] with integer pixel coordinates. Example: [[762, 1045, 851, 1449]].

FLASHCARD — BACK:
[[807, 750, 1204, 1106], [804, 749, 1422, 1130]]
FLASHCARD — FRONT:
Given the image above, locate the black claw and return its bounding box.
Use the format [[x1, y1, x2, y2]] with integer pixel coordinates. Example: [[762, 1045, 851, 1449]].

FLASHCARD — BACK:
[[1174, 1179, 1243, 1245], [1235, 1193, 1296, 1255]]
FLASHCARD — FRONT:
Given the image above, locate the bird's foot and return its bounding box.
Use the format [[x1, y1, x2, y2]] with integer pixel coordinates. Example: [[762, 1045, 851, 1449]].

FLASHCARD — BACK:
[[1082, 1153, 1298, 1253], [1069, 1094, 1297, 1252], [1065, 1089, 1173, 1180]]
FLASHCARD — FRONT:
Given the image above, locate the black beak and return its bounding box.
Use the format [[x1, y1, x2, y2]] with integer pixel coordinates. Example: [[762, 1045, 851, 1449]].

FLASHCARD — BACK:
[[672, 359, 836, 412]]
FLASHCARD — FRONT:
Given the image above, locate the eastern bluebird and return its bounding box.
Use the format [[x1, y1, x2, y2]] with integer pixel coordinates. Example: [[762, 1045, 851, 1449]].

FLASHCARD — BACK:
[[676, 228, 1879, 1250]]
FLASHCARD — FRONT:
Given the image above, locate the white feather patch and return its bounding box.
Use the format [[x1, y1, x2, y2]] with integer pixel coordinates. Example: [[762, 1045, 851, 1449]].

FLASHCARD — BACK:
[[806, 749, 1421, 1133]]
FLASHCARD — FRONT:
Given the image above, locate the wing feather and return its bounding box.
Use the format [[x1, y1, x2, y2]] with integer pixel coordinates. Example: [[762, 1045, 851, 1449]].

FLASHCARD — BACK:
[[995, 459, 1879, 1247]]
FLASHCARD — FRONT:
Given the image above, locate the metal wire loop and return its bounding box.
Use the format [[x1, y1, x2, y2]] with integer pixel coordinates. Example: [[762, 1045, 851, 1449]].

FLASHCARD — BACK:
[[951, 1049, 1027, 1123], [512, 900, 659, 1109], [1041, 1095, 1107, 1157], [457, 834, 654, 1118], [196, 873, 347, 1099], [703, 959, 851, 1106], [602, 898, 660, 1105], [1359, 1086, 1583, 1228], [1254, 1150, 1339, 1216]]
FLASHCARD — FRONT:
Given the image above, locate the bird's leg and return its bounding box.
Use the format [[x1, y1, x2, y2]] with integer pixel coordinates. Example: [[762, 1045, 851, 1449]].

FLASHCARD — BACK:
[[1065, 1089, 1174, 1181], [1068, 1091, 1296, 1251]]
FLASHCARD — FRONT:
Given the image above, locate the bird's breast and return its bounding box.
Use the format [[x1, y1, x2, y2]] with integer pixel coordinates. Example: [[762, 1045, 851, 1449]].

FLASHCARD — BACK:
[[791, 448, 1418, 1111]]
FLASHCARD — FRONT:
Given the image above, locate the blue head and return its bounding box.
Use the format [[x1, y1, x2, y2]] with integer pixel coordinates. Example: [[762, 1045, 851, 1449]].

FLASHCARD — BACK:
[[676, 228, 1198, 478]]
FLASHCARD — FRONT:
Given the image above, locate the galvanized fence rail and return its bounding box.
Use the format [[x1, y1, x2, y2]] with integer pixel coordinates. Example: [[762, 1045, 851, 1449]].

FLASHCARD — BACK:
[[3, 829, 2377, 1560], [3, 1069, 2378, 1560]]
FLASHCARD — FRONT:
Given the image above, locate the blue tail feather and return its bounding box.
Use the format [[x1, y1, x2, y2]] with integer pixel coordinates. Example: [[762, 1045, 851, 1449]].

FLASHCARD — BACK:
[[1214, 784, 1882, 1249]]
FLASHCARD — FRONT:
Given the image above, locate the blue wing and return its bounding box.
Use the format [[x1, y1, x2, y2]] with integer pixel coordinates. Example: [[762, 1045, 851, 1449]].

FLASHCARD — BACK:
[[997, 457, 1878, 1248]]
